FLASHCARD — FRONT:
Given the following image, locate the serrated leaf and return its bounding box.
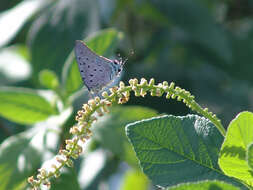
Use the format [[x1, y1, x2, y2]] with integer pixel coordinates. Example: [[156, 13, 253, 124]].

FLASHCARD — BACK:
[[167, 180, 240, 190], [0, 132, 41, 190], [126, 115, 245, 189], [0, 87, 58, 124], [62, 28, 123, 98], [39, 69, 59, 90], [93, 106, 157, 167], [219, 111, 253, 187], [28, 0, 99, 77], [247, 143, 253, 170]]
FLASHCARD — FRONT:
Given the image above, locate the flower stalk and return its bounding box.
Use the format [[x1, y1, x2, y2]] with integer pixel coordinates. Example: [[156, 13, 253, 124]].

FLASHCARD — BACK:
[[28, 78, 226, 189]]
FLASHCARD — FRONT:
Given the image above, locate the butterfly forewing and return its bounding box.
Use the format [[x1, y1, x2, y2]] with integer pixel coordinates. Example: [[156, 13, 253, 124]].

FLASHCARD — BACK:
[[74, 41, 114, 93]]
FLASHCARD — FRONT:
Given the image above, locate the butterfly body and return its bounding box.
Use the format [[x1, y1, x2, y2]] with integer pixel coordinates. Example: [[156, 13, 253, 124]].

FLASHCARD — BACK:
[[74, 40, 123, 94]]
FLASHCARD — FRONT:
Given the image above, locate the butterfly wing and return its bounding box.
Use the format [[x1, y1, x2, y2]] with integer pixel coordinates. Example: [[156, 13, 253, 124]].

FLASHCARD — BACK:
[[74, 41, 115, 93]]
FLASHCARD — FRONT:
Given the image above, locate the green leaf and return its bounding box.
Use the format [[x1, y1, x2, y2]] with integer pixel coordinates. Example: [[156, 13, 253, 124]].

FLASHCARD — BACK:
[[0, 132, 41, 190], [51, 168, 81, 190], [167, 180, 240, 190], [62, 28, 123, 98], [219, 111, 253, 187], [0, 109, 68, 190], [247, 143, 253, 170], [28, 0, 99, 77], [120, 169, 149, 190], [93, 106, 157, 167], [126, 115, 245, 189], [85, 28, 124, 57], [0, 87, 58, 124], [0, 0, 44, 47], [39, 69, 59, 90]]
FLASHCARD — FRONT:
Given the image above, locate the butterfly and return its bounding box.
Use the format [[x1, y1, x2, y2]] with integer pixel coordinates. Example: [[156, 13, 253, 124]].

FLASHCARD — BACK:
[[74, 40, 125, 95]]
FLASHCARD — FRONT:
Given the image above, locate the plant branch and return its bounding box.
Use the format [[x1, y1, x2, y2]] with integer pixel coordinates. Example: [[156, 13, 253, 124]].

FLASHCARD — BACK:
[[28, 78, 226, 189]]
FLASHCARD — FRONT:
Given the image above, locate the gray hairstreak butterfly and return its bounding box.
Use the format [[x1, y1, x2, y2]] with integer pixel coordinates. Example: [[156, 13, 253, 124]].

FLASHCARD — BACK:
[[74, 40, 125, 95]]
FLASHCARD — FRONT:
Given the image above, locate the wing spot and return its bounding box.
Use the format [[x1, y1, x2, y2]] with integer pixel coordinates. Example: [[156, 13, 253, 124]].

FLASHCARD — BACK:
[[86, 58, 89, 60], [94, 69, 97, 71], [88, 65, 90, 68], [90, 80, 93, 82], [81, 70, 83, 72], [99, 70, 103, 72], [90, 74, 93, 77]]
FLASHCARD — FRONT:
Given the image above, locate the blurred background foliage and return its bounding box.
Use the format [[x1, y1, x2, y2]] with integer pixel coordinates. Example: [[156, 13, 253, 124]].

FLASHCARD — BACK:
[[0, 0, 253, 189]]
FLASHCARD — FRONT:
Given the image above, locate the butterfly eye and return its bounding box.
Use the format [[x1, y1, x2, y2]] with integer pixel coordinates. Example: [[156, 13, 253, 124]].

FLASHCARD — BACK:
[[113, 60, 119, 65], [118, 68, 121, 72]]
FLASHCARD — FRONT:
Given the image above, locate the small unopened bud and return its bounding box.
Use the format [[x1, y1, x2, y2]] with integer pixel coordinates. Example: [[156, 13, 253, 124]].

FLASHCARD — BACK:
[[156, 89, 162, 97], [39, 168, 47, 177], [94, 96, 100, 103], [66, 159, 74, 167], [70, 126, 79, 135], [59, 149, 69, 156], [28, 176, 34, 184], [102, 105, 109, 113], [140, 78, 148, 86], [88, 99, 96, 108], [119, 81, 125, 88], [54, 171, 60, 178], [149, 78, 155, 86], [150, 89, 156, 96], [132, 86, 137, 91], [163, 81, 168, 87], [134, 90, 140, 97], [96, 108, 104, 116], [83, 104, 92, 113], [166, 93, 171, 99], [51, 164, 57, 170], [65, 139, 73, 145], [110, 87, 118, 94], [169, 82, 175, 89], [177, 96, 182, 101], [171, 94, 176, 99], [157, 83, 163, 88], [56, 156, 65, 164], [102, 91, 109, 98], [43, 181, 51, 188], [133, 78, 138, 85], [129, 79, 134, 85], [37, 174, 42, 180], [140, 88, 147, 97]]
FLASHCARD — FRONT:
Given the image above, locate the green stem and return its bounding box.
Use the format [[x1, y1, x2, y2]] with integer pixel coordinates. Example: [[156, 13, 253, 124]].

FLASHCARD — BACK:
[[29, 78, 228, 189]]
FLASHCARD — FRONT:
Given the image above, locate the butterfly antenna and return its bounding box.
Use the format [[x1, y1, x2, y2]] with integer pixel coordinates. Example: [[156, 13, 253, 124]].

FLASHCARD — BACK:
[[122, 49, 134, 66], [122, 57, 128, 66]]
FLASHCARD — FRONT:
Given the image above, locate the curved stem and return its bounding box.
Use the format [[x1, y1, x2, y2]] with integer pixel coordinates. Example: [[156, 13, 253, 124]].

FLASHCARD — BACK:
[[28, 78, 227, 189]]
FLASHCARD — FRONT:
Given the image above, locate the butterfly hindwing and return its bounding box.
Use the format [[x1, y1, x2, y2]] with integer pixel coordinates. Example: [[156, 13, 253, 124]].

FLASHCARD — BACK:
[[74, 40, 116, 93]]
